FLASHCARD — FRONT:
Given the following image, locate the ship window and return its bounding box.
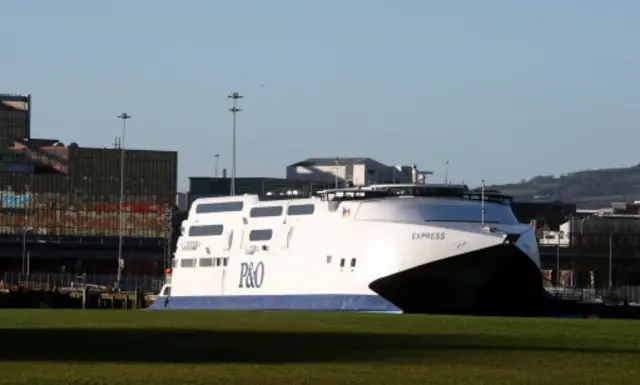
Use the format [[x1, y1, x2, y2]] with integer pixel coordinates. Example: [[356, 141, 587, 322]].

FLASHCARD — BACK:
[[250, 206, 283, 217], [180, 258, 196, 268], [249, 229, 273, 241], [287, 204, 315, 216], [199, 257, 214, 267], [188, 224, 224, 237], [223, 257, 229, 266], [196, 201, 244, 214]]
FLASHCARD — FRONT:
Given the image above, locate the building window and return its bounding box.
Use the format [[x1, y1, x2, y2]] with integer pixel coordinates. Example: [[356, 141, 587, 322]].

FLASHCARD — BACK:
[[287, 204, 315, 216], [196, 201, 244, 214], [250, 206, 284, 218], [188, 224, 224, 237], [249, 229, 273, 241]]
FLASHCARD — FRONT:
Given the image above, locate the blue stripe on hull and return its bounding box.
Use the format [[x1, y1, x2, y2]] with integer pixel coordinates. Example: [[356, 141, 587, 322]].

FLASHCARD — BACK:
[[148, 294, 402, 312]]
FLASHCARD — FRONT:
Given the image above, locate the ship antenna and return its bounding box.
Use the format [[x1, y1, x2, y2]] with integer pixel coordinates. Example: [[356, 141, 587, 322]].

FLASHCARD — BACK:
[[481, 179, 486, 226]]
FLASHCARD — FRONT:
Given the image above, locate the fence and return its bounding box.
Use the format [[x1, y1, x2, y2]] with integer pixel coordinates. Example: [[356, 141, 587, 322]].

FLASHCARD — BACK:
[[0, 271, 164, 293], [545, 284, 640, 305]]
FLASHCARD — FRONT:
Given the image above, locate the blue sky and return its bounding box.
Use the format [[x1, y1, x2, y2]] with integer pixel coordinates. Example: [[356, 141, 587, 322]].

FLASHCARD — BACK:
[[3, 0, 639, 191]]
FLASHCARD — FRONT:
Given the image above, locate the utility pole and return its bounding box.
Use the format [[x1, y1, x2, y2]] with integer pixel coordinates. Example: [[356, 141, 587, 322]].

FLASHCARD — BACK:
[[556, 232, 562, 287], [214, 153, 220, 177], [116, 112, 131, 292], [609, 232, 613, 295], [444, 161, 449, 184], [227, 92, 243, 196]]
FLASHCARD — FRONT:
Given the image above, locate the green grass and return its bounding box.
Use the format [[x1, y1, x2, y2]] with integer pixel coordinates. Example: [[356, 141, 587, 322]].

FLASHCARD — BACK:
[[0, 311, 639, 385]]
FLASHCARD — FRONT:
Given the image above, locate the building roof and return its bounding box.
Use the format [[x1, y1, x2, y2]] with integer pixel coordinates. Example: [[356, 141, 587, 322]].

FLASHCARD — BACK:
[[0, 94, 29, 111], [290, 157, 371, 167], [0, 101, 26, 111]]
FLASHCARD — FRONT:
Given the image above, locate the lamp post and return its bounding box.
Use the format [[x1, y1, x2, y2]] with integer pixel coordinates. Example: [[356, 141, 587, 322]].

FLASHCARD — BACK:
[[21, 226, 33, 276], [116, 112, 131, 292], [227, 92, 243, 196], [444, 161, 449, 184], [609, 231, 613, 295]]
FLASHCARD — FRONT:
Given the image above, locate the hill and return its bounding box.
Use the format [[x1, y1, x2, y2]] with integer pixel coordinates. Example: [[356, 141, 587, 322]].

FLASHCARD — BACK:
[[489, 164, 640, 209]]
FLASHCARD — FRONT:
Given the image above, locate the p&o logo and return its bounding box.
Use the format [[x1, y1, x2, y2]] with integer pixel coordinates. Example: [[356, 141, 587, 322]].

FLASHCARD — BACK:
[[238, 261, 265, 288]]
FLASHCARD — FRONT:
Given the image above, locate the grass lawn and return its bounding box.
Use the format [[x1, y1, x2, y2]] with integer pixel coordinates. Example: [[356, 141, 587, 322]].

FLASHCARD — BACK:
[[0, 310, 639, 385]]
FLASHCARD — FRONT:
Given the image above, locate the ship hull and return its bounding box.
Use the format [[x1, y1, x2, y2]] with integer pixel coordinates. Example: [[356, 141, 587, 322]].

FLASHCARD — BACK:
[[369, 242, 549, 316], [150, 243, 546, 315], [149, 293, 400, 312]]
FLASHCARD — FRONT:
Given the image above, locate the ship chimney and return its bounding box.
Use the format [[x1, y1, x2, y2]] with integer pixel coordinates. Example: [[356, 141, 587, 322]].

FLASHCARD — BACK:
[[222, 168, 228, 178], [411, 164, 418, 183]]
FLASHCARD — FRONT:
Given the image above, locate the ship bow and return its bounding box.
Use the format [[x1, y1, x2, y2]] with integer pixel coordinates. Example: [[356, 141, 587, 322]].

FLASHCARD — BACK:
[[369, 241, 548, 316]]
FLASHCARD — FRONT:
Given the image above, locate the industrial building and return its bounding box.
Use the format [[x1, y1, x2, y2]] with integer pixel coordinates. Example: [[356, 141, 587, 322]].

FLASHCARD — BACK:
[[286, 157, 433, 186], [510, 201, 577, 231], [185, 157, 434, 208], [0, 93, 178, 281], [535, 200, 640, 301]]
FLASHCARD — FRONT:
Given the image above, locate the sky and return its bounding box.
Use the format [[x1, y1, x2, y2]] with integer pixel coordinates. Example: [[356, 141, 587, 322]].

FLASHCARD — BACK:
[[2, 0, 639, 191]]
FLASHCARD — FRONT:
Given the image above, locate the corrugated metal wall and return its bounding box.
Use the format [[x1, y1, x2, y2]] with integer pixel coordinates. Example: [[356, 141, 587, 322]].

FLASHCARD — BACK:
[[69, 147, 177, 198], [0, 147, 178, 238]]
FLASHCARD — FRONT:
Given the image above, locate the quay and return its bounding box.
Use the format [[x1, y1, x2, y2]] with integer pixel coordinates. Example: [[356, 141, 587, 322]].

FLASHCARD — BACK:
[[0, 282, 159, 309]]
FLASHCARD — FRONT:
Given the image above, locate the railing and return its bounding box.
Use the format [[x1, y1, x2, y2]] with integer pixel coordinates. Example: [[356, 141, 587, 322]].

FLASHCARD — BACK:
[[0, 272, 164, 293], [545, 285, 640, 305], [0, 234, 167, 247]]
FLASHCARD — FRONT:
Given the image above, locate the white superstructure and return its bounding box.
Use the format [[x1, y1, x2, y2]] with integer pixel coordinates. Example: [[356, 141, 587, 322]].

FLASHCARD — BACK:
[[150, 183, 544, 314]]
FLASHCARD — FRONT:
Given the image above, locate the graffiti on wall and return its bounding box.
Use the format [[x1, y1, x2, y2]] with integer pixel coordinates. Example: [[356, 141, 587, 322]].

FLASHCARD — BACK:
[[0, 191, 31, 209], [91, 202, 165, 214], [0, 190, 171, 238]]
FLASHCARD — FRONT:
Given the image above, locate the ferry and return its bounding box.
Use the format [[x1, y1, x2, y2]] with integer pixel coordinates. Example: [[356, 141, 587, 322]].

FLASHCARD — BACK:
[[150, 183, 548, 314]]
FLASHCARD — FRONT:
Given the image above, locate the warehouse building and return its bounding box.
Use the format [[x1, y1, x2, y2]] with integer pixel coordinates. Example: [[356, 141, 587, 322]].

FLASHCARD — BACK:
[[0, 94, 178, 279]]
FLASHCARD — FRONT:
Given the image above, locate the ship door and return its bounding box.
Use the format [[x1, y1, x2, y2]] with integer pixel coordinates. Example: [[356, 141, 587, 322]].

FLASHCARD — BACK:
[[220, 230, 234, 295]]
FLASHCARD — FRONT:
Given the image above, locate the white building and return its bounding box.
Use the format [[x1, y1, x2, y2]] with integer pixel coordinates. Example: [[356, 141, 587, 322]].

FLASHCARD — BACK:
[[286, 157, 433, 187]]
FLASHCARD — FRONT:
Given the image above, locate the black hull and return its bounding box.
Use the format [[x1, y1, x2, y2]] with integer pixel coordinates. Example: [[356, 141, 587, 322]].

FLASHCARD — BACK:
[[369, 243, 552, 316]]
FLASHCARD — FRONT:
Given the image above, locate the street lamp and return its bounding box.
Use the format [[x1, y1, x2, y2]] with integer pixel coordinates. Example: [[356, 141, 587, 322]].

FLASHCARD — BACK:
[[444, 161, 449, 184], [116, 112, 131, 292], [227, 92, 243, 196], [21, 225, 33, 276], [609, 231, 614, 295]]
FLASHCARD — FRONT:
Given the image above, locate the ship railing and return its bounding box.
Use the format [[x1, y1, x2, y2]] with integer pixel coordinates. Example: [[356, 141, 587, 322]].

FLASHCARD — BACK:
[[315, 185, 513, 205], [0, 272, 164, 293]]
